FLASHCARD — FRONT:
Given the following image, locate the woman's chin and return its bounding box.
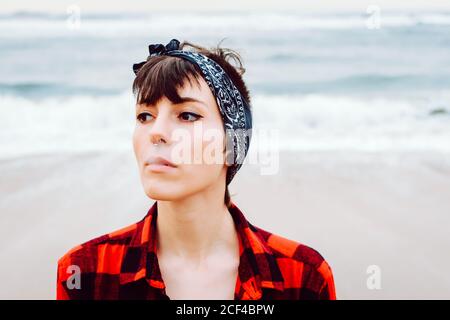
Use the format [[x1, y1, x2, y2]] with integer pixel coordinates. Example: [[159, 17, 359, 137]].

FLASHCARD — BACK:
[[143, 182, 186, 201]]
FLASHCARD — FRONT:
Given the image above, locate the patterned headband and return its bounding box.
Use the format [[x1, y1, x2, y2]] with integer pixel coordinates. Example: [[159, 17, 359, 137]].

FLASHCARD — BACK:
[[133, 39, 252, 185]]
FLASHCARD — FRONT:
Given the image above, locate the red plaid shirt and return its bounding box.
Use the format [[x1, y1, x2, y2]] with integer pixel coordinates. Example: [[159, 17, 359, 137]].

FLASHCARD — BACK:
[[57, 201, 336, 300]]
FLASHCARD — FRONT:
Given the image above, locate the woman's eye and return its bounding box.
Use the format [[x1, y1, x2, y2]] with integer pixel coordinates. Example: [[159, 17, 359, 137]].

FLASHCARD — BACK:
[[137, 112, 153, 123], [179, 112, 202, 122]]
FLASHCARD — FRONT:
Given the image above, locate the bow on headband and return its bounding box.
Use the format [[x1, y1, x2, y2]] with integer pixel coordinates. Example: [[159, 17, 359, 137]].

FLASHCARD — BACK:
[[133, 39, 181, 75], [132, 39, 253, 185]]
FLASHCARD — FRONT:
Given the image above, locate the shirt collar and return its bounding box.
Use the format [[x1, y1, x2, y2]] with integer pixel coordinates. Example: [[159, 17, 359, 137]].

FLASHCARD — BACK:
[[119, 201, 285, 299]]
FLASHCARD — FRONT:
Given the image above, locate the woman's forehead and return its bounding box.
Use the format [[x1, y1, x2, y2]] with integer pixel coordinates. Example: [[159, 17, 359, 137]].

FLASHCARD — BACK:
[[136, 83, 213, 111], [169, 77, 215, 108], [178, 75, 211, 99]]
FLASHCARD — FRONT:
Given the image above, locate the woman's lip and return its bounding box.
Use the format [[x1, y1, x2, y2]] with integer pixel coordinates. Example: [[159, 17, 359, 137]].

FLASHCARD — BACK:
[[146, 163, 177, 173], [145, 156, 178, 168]]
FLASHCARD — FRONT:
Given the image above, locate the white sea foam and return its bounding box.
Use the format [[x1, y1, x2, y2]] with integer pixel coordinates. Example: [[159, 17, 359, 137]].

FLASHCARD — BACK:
[[252, 94, 450, 153], [1, 11, 449, 158], [1, 13, 450, 38], [0, 93, 135, 158], [1, 92, 449, 159]]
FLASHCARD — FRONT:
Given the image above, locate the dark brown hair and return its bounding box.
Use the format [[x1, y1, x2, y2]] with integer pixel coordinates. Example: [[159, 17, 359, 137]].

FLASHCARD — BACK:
[[132, 39, 251, 209]]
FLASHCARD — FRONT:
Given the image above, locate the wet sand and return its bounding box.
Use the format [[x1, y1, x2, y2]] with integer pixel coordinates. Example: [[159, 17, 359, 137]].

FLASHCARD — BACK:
[[1, 150, 449, 299]]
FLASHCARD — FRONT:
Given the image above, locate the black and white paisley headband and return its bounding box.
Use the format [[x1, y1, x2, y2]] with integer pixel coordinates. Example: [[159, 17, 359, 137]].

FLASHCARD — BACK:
[[133, 39, 253, 185]]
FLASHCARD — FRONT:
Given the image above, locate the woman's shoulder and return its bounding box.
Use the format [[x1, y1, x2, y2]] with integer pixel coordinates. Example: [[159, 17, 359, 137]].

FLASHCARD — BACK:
[[57, 220, 140, 270], [252, 224, 335, 295], [56, 220, 144, 299], [253, 225, 328, 264]]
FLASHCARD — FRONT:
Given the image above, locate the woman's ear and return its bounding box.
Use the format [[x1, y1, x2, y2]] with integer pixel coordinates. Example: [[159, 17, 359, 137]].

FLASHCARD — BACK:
[[222, 132, 235, 167]]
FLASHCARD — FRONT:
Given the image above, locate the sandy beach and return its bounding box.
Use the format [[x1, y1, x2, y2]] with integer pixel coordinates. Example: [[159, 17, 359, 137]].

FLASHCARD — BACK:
[[1, 150, 449, 299]]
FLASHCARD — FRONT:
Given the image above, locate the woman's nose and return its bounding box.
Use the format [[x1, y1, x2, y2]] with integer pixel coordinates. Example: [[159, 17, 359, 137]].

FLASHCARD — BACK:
[[150, 134, 166, 145], [149, 112, 171, 145]]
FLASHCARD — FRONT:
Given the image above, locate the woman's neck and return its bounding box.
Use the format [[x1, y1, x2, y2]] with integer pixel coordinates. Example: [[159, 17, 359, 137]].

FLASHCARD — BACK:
[[155, 186, 238, 262]]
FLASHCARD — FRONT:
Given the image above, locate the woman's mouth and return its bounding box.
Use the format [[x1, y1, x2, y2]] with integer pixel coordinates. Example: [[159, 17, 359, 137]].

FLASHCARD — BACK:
[[146, 163, 177, 173], [144, 155, 178, 173]]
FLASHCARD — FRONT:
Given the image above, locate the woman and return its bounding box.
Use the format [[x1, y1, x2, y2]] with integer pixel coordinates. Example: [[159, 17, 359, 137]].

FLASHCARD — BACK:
[[57, 39, 336, 300]]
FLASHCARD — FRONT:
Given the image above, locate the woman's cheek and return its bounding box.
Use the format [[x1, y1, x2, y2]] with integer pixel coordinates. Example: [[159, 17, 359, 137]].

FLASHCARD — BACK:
[[132, 126, 146, 167], [201, 127, 226, 166]]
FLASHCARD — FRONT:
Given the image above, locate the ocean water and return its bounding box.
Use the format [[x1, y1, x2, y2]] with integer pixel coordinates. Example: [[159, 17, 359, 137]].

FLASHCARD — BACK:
[[1, 11, 450, 157]]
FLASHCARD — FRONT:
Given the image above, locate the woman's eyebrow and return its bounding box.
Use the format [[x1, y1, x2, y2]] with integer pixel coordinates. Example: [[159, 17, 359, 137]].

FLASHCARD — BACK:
[[136, 97, 208, 110], [176, 96, 208, 108]]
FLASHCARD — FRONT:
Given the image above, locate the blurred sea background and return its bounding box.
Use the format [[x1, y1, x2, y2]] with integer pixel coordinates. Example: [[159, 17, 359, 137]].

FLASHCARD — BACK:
[[1, 11, 450, 155]]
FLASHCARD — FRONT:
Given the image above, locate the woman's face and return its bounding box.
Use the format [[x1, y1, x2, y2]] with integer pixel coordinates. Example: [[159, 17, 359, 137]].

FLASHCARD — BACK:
[[133, 75, 227, 201]]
